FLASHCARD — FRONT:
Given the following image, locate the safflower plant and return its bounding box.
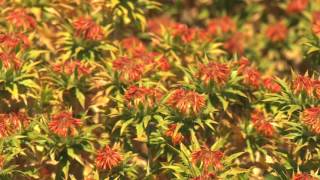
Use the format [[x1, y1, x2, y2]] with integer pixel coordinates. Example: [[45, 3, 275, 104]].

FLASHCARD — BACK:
[[2, 0, 320, 179]]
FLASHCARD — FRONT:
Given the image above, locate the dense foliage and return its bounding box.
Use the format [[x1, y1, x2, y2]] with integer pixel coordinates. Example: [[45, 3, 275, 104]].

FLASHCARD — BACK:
[[1, 0, 320, 179]]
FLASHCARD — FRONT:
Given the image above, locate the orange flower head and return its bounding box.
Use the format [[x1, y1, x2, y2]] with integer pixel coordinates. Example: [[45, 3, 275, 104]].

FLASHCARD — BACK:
[[121, 36, 146, 54], [73, 17, 104, 41], [313, 80, 320, 99], [48, 112, 82, 137], [52, 60, 91, 76], [302, 107, 320, 134], [242, 67, 261, 89], [0, 33, 30, 50], [266, 22, 288, 42], [167, 89, 206, 115], [124, 86, 163, 109], [165, 124, 184, 145], [263, 77, 281, 93], [6, 8, 36, 30], [312, 21, 320, 36], [0, 112, 29, 138], [191, 147, 224, 170], [292, 173, 318, 180], [292, 75, 313, 96], [208, 16, 236, 35], [0, 52, 22, 69], [198, 62, 230, 86], [251, 110, 275, 137], [96, 145, 122, 170], [287, 0, 308, 14], [112, 57, 145, 82], [172, 23, 196, 43], [224, 32, 244, 54]]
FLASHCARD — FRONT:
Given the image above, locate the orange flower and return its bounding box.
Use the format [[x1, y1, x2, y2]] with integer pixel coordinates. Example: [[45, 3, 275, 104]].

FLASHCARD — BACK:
[[172, 23, 196, 43], [73, 17, 104, 41], [292, 173, 318, 180], [52, 60, 91, 76], [96, 145, 122, 170], [292, 75, 313, 96], [198, 62, 230, 86], [121, 36, 146, 54], [224, 32, 244, 54], [242, 67, 261, 89], [312, 21, 320, 36], [208, 16, 236, 35], [302, 107, 320, 134], [167, 89, 206, 115], [313, 80, 320, 99], [0, 112, 29, 138], [266, 22, 288, 42], [0, 52, 21, 69], [236, 57, 251, 74], [287, 0, 308, 14], [124, 86, 163, 109], [48, 112, 82, 137], [6, 8, 36, 30], [263, 77, 281, 93], [147, 16, 175, 35], [112, 57, 146, 82], [251, 110, 275, 137], [0, 33, 30, 50], [157, 56, 170, 71], [165, 124, 184, 145], [191, 147, 223, 170]]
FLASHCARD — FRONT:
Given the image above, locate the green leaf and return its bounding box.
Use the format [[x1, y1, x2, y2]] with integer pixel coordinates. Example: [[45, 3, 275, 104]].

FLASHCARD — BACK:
[[75, 88, 85, 108]]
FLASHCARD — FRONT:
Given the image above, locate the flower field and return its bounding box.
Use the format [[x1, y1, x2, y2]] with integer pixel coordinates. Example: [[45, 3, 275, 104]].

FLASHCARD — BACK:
[[1, 0, 320, 179]]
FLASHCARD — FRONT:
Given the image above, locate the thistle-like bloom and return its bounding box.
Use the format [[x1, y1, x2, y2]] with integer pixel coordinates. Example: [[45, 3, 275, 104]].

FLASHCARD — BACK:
[[312, 21, 320, 36], [112, 57, 146, 82], [96, 145, 122, 170], [73, 17, 104, 41], [6, 8, 36, 30], [167, 89, 206, 115], [313, 80, 320, 99], [198, 62, 230, 86], [121, 37, 146, 54], [172, 23, 196, 43], [292, 173, 318, 180], [208, 16, 236, 35], [0, 112, 29, 138], [191, 147, 224, 170], [236, 57, 251, 74], [147, 16, 175, 35], [266, 22, 288, 42], [287, 0, 308, 14], [242, 67, 261, 89], [0, 52, 22, 69], [48, 112, 82, 137], [0, 33, 30, 50], [263, 77, 281, 93], [157, 56, 170, 71], [251, 110, 275, 137], [224, 32, 244, 54], [52, 60, 91, 76], [292, 75, 313, 96], [124, 86, 163, 109], [165, 124, 184, 145], [302, 107, 320, 134]]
